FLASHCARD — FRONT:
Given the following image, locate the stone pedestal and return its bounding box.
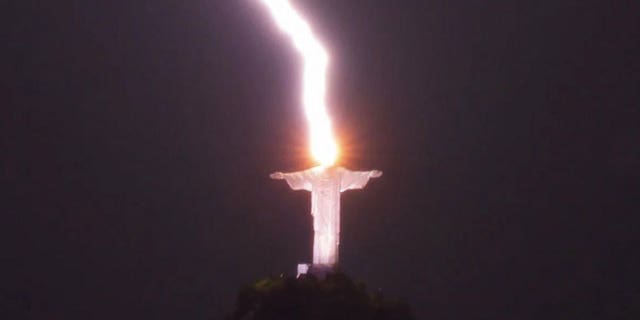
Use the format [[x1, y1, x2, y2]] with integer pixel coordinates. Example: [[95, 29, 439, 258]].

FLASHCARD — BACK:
[[297, 263, 335, 278]]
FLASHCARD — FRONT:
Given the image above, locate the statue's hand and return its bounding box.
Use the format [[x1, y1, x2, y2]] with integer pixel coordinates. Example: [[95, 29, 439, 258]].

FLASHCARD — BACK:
[[370, 170, 383, 178], [270, 172, 284, 180]]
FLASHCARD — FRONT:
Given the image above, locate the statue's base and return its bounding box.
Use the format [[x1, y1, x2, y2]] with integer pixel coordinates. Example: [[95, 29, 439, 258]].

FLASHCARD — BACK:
[[297, 263, 335, 279]]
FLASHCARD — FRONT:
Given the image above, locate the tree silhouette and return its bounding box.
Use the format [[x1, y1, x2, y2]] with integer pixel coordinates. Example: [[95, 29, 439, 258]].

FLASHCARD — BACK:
[[226, 272, 414, 320]]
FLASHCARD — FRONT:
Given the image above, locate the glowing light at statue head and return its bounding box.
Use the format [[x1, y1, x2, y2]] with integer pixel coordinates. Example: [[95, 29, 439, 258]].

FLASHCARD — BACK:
[[258, 0, 338, 166]]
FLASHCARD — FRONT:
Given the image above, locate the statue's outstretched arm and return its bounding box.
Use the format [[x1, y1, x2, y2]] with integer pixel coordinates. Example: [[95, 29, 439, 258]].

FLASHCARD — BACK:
[[269, 170, 312, 191], [340, 169, 382, 192]]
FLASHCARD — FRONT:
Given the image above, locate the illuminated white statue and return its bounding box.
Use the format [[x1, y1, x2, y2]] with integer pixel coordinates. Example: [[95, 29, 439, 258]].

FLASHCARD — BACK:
[[270, 166, 382, 266]]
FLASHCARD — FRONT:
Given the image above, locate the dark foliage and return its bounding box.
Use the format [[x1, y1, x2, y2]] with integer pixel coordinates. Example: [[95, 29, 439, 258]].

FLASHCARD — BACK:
[[227, 272, 414, 320]]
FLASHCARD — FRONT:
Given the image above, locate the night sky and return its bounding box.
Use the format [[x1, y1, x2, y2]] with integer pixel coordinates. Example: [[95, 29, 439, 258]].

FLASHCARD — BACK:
[[3, 1, 639, 319]]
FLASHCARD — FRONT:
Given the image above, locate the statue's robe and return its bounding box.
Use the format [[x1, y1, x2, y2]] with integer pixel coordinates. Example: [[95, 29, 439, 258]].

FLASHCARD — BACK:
[[280, 166, 378, 265]]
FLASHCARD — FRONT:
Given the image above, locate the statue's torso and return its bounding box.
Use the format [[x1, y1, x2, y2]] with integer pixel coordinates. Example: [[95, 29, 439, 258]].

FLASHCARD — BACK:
[[309, 168, 342, 234]]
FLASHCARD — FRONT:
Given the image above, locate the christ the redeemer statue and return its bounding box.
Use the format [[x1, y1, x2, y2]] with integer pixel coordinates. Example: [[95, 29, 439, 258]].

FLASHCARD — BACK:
[[270, 166, 382, 267]]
